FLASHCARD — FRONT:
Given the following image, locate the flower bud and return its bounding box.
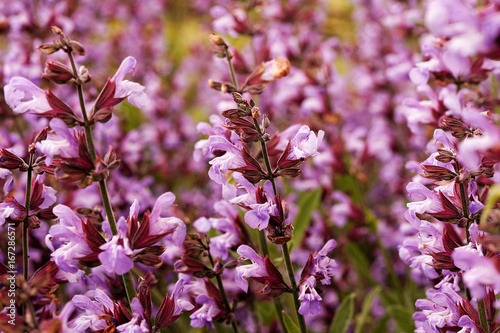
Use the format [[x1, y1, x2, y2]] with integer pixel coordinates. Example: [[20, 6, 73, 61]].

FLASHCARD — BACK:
[[51, 26, 63, 35], [271, 57, 291, 78], [69, 40, 86, 56], [42, 60, 75, 84], [38, 42, 60, 55], [209, 33, 226, 46], [79, 66, 91, 83], [251, 106, 261, 119]]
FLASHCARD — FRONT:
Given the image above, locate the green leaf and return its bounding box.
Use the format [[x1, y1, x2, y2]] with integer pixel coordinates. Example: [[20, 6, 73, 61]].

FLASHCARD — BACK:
[[329, 293, 356, 333], [373, 315, 390, 333], [282, 311, 300, 333], [290, 188, 322, 251], [354, 286, 380, 333], [387, 305, 415, 333], [346, 243, 375, 285], [480, 184, 500, 227]]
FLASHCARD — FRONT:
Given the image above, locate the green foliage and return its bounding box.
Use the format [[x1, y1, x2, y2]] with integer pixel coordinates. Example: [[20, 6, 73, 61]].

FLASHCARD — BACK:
[[290, 188, 322, 251], [346, 243, 375, 286], [386, 305, 415, 333], [282, 311, 300, 333], [354, 286, 380, 333], [329, 293, 356, 333]]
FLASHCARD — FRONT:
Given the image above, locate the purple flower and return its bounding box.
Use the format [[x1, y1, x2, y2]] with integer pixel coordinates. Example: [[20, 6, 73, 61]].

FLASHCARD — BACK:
[[414, 283, 464, 332], [190, 294, 220, 329], [46, 205, 92, 278], [235, 245, 268, 293], [36, 119, 80, 166], [70, 289, 114, 331], [0, 169, 13, 195], [149, 192, 186, 247], [286, 125, 325, 160], [4, 76, 52, 114], [98, 217, 135, 275], [452, 245, 500, 299], [310, 239, 338, 285], [111, 56, 149, 108], [194, 201, 240, 260], [298, 276, 322, 316]]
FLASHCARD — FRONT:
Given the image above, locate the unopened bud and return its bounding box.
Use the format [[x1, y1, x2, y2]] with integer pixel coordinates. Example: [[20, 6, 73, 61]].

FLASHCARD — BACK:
[[271, 57, 291, 78], [221, 84, 228, 93], [51, 26, 63, 35], [209, 33, 226, 46], [231, 92, 245, 104], [38, 42, 60, 55], [69, 40, 86, 56], [42, 60, 75, 84], [251, 106, 261, 119], [262, 115, 270, 129], [208, 79, 215, 88], [79, 65, 91, 83]]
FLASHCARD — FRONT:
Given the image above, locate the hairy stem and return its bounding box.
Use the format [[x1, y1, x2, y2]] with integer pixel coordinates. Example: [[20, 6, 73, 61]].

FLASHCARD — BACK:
[[477, 298, 490, 333], [22, 153, 36, 328], [67, 51, 136, 303]]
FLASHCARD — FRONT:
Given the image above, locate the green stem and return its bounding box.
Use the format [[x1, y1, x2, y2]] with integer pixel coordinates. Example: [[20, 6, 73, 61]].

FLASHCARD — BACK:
[[208, 253, 239, 333], [67, 50, 136, 303], [458, 180, 490, 332], [225, 45, 239, 91], [477, 298, 490, 333], [282, 243, 307, 333], [23, 153, 33, 283], [252, 113, 305, 332], [22, 153, 36, 328], [458, 181, 470, 242], [258, 230, 286, 332]]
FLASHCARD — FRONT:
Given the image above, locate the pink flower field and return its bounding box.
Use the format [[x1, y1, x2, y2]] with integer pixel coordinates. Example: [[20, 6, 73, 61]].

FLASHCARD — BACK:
[[0, 1, 500, 332]]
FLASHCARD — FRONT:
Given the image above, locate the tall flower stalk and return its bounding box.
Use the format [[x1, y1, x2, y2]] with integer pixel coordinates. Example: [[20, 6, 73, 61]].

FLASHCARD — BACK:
[[61, 33, 137, 304]]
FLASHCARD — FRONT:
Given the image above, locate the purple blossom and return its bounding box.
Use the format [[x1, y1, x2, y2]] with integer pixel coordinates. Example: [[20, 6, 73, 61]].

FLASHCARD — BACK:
[[4, 76, 52, 114], [310, 239, 338, 285], [110, 56, 149, 108], [235, 245, 268, 293], [452, 245, 500, 299], [36, 119, 80, 166], [298, 276, 322, 316], [189, 294, 220, 329], [46, 204, 91, 279], [98, 217, 135, 275], [0, 169, 13, 195]]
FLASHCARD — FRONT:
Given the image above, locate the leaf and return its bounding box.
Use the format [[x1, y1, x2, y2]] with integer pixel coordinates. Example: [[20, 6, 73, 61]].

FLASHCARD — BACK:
[[282, 311, 300, 333], [354, 286, 380, 333], [387, 305, 415, 333], [329, 293, 356, 333], [346, 243, 375, 285], [290, 188, 321, 251], [373, 315, 390, 333], [480, 184, 500, 227]]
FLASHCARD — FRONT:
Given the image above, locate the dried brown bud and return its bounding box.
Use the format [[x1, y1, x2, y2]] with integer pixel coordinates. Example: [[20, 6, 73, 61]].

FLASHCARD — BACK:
[[69, 40, 86, 56]]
